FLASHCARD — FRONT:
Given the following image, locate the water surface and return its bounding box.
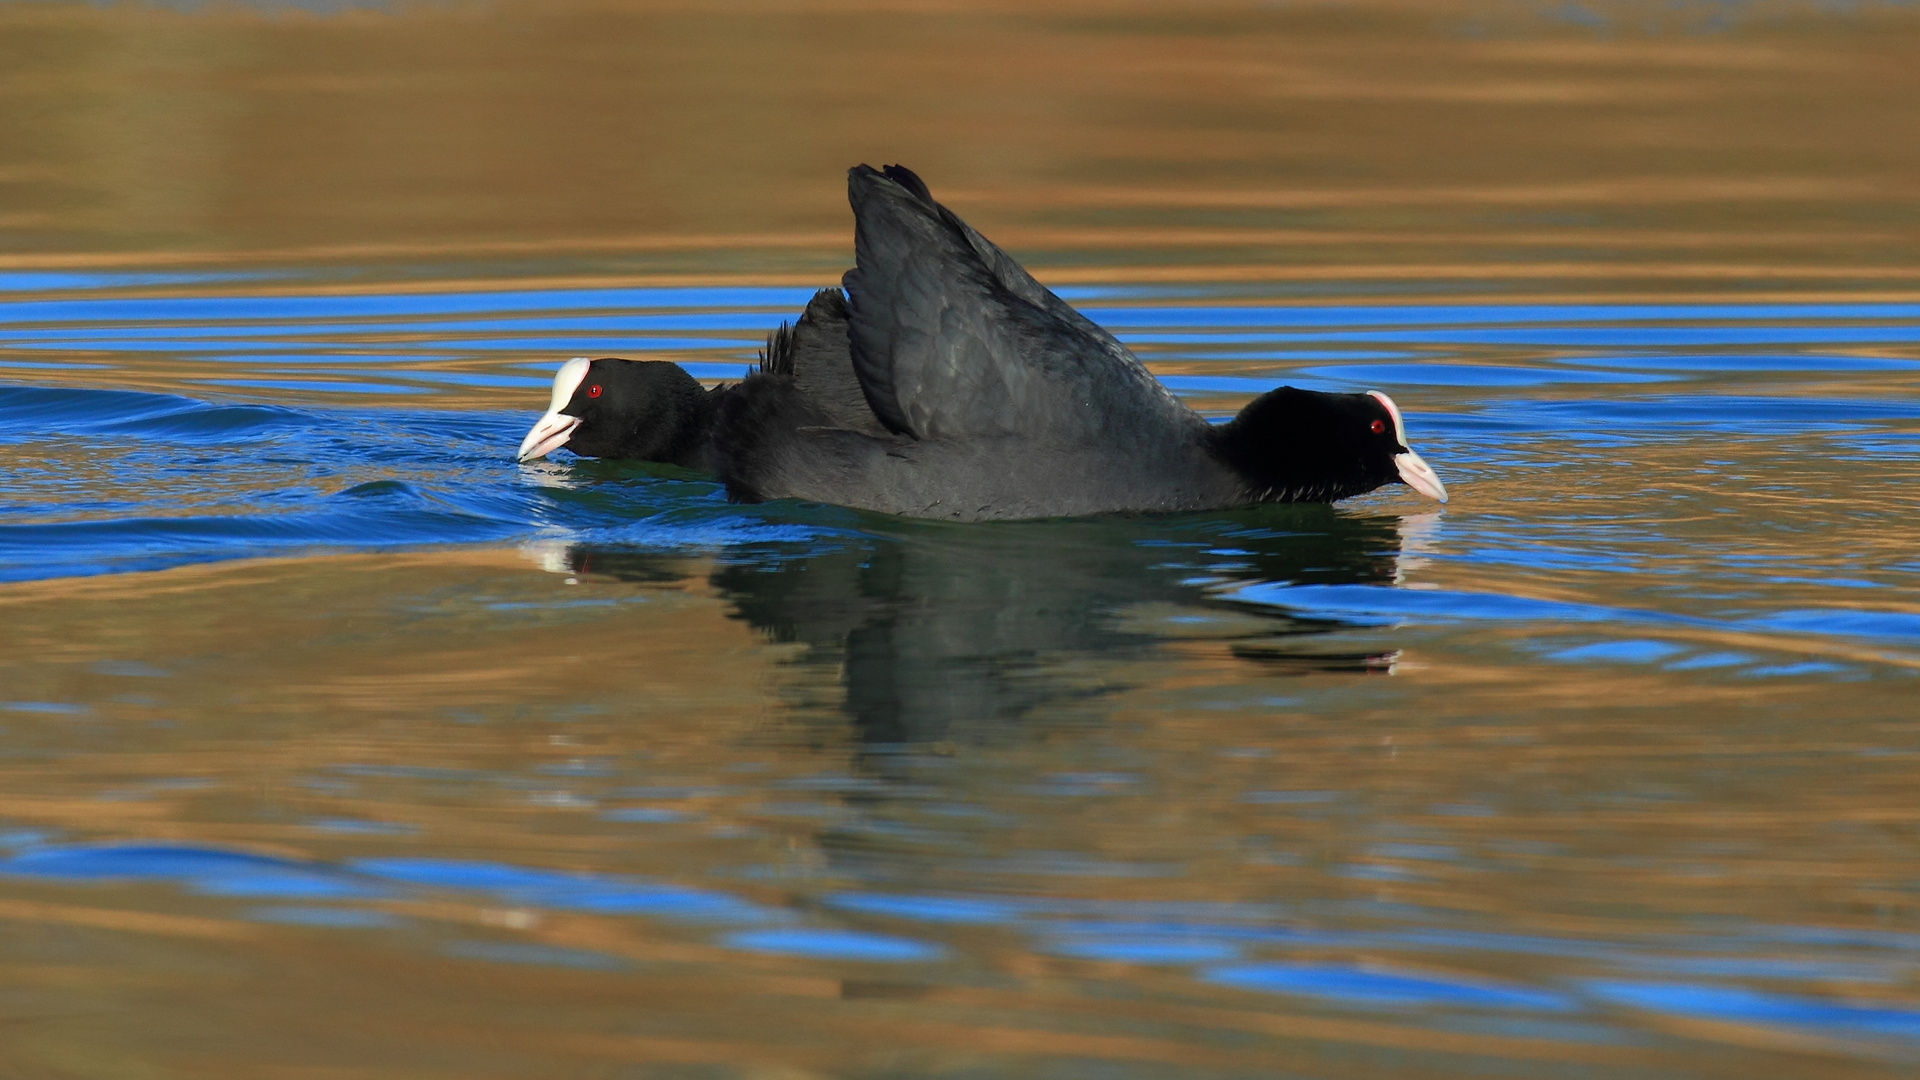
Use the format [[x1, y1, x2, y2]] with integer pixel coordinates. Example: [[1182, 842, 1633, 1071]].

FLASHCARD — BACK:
[[2, 2, 1919, 1077]]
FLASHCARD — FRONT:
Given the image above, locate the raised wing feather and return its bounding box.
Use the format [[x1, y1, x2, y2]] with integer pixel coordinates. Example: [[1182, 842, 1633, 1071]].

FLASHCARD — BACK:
[[760, 287, 887, 437], [842, 165, 1195, 446]]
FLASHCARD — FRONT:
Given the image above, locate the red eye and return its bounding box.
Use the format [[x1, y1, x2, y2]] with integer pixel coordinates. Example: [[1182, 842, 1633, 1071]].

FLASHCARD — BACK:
[[1370, 419, 1386, 435], [588, 384, 602, 398]]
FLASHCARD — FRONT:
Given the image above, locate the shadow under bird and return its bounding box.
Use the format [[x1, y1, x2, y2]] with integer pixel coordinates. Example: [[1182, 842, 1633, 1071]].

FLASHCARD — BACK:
[[517, 165, 1447, 520]]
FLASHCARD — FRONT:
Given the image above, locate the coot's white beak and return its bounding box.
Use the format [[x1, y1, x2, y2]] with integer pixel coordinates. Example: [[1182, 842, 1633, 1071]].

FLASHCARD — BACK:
[[516, 358, 592, 462], [1394, 448, 1448, 503], [1367, 390, 1448, 504], [517, 411, 582, 463]]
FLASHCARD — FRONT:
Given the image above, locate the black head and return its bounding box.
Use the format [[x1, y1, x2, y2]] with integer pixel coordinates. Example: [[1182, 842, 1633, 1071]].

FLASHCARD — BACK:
[[1212, 386, 1447, 504], [517, 357, 718, 467]]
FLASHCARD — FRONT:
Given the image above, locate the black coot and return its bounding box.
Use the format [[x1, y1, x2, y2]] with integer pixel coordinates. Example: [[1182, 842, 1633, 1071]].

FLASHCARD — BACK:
[[518, 165, 1447, 519]]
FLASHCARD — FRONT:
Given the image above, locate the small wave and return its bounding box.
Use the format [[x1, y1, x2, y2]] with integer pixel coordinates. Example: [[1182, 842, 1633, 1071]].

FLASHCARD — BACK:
[[1228, 581, 1920, 660], [0, 384, 313, 441]]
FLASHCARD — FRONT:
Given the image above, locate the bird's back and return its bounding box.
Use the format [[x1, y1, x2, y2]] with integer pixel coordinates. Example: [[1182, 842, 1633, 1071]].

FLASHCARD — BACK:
[[718, 166, 1243, 519]]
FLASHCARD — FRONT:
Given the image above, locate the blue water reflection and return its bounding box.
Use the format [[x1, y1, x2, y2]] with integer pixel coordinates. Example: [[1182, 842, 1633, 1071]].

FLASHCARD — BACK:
[[348, 857, 779, 923], [1295, 363, 1675, 386], [1586, 981, 1920, 1042], [5, 276, 1920, 1066], [1229, 581, 1912, 674], [722, 928, 945, 962], [0, 286, 814, 324], [1204, 962, 1576, 1012], [7, 833, 1920, 1049], [0, 843, 389, 899]]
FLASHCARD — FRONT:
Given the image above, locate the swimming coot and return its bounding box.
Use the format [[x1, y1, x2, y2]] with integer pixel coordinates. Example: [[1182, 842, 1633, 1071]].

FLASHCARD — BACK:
[[518, 164, 1447, 519]]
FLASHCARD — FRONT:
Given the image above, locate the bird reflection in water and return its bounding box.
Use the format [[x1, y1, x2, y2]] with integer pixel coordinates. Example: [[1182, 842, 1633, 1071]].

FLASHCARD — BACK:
[[530, 506, 1434, 748]]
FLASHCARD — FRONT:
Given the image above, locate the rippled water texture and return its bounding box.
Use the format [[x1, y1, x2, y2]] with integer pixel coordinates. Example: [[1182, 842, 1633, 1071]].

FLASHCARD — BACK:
[[3, 1, 1919, 1077]]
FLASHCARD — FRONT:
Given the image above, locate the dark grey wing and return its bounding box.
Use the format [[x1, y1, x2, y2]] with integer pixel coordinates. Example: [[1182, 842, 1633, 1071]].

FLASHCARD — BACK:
[[842, 164, 1194, 445], [759, 287, 888, 437], [876, 166, 1121, 354]]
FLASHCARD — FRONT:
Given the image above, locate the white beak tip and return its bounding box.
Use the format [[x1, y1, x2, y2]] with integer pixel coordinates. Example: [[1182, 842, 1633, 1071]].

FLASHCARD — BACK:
[[517, 411, 582, 463], [1394, 450, 1448, 504]]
